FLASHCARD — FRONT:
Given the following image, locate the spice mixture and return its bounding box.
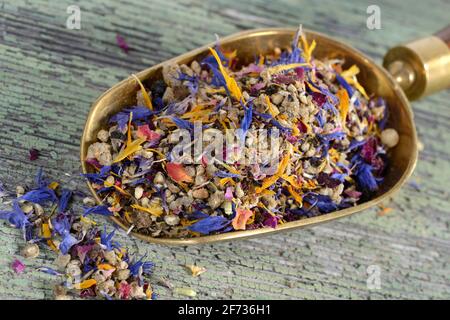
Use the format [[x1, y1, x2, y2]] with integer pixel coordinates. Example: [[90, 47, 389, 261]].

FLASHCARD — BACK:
[[84, 27, 397, 238], [0, 169, 156, 300]]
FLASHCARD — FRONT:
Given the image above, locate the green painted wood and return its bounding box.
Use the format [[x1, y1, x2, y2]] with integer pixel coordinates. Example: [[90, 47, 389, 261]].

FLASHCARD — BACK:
[[0, 0, 449, 300]]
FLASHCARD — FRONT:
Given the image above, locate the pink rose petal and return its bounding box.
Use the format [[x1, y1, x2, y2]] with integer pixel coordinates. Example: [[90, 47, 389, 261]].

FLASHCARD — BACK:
[[116, 34, 129, 53], [136, 124, 161, 143], [12, 259, 25, 274]]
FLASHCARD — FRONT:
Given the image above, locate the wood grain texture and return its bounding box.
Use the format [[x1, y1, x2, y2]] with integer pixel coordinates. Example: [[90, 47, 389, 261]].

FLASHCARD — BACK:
[[0, 0, 449, 299]]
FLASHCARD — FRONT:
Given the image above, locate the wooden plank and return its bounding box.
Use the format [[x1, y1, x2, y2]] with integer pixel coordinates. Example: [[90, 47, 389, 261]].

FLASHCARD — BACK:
[[0, 0, 449, 299]]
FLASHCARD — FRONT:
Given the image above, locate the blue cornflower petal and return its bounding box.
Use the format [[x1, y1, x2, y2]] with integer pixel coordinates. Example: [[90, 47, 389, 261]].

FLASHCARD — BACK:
[[142, 261, 154, 275], [316, 110, 325, 127], [355, 162, 379, 193], [100, 292, 113, 300], [20, 187, 57, 204], [0, 201, 29, 229], [109, 106, 160, 130], [35, 168, 48, 188], [377, 98, 389, 130], [128, 256, 155, 278], [96, 186, 114, 194], [81, 173, 105, 184], [239, 103, 253, 142], [83, 205, 112, 216], [201, 46, 229, 89], [51, 214, 71, 236], [214, 171, 241, 178], [189, 210, 210, 219], [330, 173, 347, 182], [177, 72, 199, 95], [348, 139, 367, 151], [304, 193, 338, 213], [254, 111, 292, 133], [187, 216, 231, 235], [59, 233, 79, 254], [323, 102, 339, 115], [253, 111, 272, 121], [270, 119, 291, 133], [336, 74, 354, 97], [100, 226, 120, 251], [58, 189, 72, 213], [81, 166, 111, 184], [38, 267, 63, 276], [320, 132, 346, 142], [170, 116, 194, 131], [335, 73, 360, 107]]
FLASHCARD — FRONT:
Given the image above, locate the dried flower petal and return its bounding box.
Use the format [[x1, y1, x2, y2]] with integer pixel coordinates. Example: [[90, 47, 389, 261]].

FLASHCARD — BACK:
[[73, 279, 97, 290], [232, 208, 253, 230], [12, 259, 25, 274], [29, 148, 39, 161], [116, 34, 129, 53], [136, 124, 161, 142], [174, 287, 197, 298], [166, 162, 193, 183], [185, 264, 207, 277]]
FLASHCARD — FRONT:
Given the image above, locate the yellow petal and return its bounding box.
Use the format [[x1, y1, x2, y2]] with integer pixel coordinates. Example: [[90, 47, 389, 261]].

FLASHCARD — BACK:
[[131, 203, 163, 217], [205, 87, 226, 94], [281, 174, 302, 189], [276, 153, 291, 176], [145, 148, 166, 159], [47, 240, 58, 252], [336, 88, 350, 128], [132, 74, 153, 110], [287, 185, 303, 205], [73, 279, 97, 290], [124, 211, 133, 224], [265, 95, 280, 118], [306, 40, 316, 62], [48, 182, 59, 190], [146, 287, 154, 300], [258, 54, 265, 66], [185, 265, 207, 277], [127, 112, 133, 145], [219, 162, 240, 175], [259, 189, 276, 196], [266, 63, 310, 75], [219, 177, 235, 186], [42, 223, 52, 239], [291, 122, 300, 136], [255, 153, 291, 193], [341, 65, 369, 99], [255, 174, 280, 193], [112, 137, 146, 163], [97, 263, 116, 270], [340, 65, 360, 78], [300, 32, 310, 52], [305, 81, 322, 93], [352, 80, 370, 100], [80, 216, 97, 225], [300, 32, 316, 63], [104, 180, 131, 197], [209, 47, 244, 103]]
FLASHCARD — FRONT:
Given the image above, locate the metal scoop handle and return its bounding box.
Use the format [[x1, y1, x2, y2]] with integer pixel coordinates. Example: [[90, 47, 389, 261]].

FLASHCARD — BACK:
[[383, 25, 450, 100]]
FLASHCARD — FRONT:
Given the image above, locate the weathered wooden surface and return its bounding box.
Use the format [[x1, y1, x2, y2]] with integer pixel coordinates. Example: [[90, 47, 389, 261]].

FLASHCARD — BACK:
[[0, 0, 449, 299]]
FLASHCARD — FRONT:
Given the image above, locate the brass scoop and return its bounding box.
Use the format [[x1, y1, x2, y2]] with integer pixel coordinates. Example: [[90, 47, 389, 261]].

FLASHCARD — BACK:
[[80, 26, 450, 245]]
